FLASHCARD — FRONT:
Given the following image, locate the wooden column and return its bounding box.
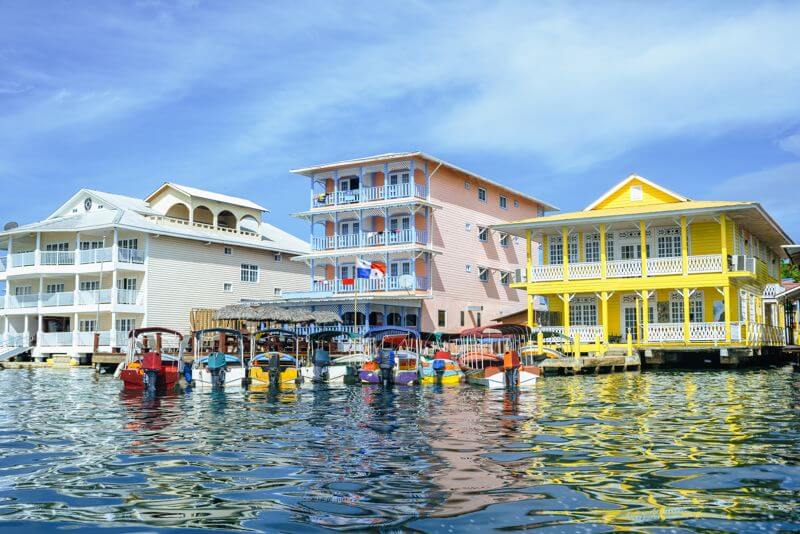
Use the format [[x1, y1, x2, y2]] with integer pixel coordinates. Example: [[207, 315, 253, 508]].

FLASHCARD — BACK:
[[601, 291, 609, 344], [527, 294, 533, 327], [525, 229, 532, 283], [562, 227, 569, 281], [599, 223, 607, 279], [723, 285, 731, 343], [642, 291, 649, 343], [720, 215, 729, 275], [563, 293, 570, 337], [680, 215, 688, 276], [683, 289, 691, 343], [639, 220, 648, 277]]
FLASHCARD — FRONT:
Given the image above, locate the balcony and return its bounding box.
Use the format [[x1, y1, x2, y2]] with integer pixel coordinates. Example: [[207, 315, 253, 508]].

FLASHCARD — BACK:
[[310, 229, 428, 251], [4, 247, 144, 272], [312, 183, 427, 208], [309, 275, 431, 295], [4, 289, 143, 310], [529, 254, 725, 282]]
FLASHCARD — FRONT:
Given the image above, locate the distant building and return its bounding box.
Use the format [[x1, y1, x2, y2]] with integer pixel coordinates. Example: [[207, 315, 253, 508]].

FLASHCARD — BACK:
[[283, 152, 556, 333], [0, 183, 309, 360], [495, 174, 794, 357]]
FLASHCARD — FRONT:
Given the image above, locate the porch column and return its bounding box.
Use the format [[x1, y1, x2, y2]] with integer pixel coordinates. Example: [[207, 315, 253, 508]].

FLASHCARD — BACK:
[[75, 232, 81, 265], [561, 227, 569, 281], [599, 224, 607, 279], [35, 232, 41, 266], [111, 268, 118, 309], [188, 202, 194, 225], [720, 215, 728, 275], [74, 273, 80, 308], [309, 259, 315, 290], [7, 235, 12, 256], [37, 314, 43, 347], [73, 312, 79, 349], [3, 316, 8, 336], [333, 212, 339, 250], [543, 234, 549, 265], [680, 216, 688, 276], [111, 311, 117, 349], [562, 293, 570, 337], [639, 220, 648, 277], [525, 229, 532, 283], [23, 315, 29, 341], [683, 288, 691, 343], [112, 228, 119, 266], [601, 292, 609, 344], [527, 294, 533, 327], [723, 285, 731, 343], [642, 291, 649, 343]]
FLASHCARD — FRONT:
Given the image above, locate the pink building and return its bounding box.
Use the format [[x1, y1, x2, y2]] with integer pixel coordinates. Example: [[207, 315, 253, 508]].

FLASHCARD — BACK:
[[283, 153, 555, 334]]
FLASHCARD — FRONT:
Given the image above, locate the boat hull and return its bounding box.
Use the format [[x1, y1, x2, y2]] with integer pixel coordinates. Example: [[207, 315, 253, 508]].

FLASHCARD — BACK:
[[358, 368, 419, 385], [191, 367, 246, 389], [119, 366, 180, 392], [463, 367, 539, 389], [299, 365, 348, 384], [248, 366, 300, 389]]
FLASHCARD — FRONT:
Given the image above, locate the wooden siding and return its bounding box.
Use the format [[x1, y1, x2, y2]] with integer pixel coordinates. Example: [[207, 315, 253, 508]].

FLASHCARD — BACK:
[[146, 236, 309, 333], [594, 177, 683, 210]]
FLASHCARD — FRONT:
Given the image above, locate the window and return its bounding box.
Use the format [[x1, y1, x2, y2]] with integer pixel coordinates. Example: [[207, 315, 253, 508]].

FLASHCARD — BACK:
[[621, 245, 638, 260], [438, 310, 446, 328], [80, 320, 96, 332], [464, 181, 471, 190], [388, 171, 410, 185], [549, 237, 563, 265], [656, 228, 681, 258], [118, 238, 138, 250], [117, 278, 137, 291], [465, 223, 472, 231], [460, 310, 465, 327], [478, 226, 488, 242], [14, 286, 32, 296], [116, 318, 136, 333], [241, 263, 259, 283], [478, 267, 489, 282], [80, 241, 103, 250], [79, 280, 100, 291], [465, 264, 472, 273], [500, 272, 511, 285], [568, 235, 579, 263], [477, 187, 487, 202], [45, 242, 69, 252], [274, 288, 282, 296], [630, 185, 643, 201], [606, 233, 614, 261], [570, 298, 597, 326], [274, 253, 282, 262], [670, 292, 704, 323], [224, 247, 232, 255], [223, 283, 233, 293], [46, 283, 64, 294], [499, 233, 509, 247], [514, 200, 519, 208], [499, 195, 507, 209], [476, 312, 481, 327], [585, 235, 600, 263]]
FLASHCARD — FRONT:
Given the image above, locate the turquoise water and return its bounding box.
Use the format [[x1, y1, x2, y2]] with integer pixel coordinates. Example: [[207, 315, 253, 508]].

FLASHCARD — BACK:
[[0, 368, 799, 532]]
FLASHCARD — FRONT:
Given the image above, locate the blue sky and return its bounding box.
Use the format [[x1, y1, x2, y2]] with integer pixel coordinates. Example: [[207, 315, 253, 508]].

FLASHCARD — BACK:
[[1, 1, 799, 241]]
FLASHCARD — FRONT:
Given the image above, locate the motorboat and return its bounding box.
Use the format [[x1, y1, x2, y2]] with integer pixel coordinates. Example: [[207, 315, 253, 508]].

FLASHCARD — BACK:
[[420, 350, 464, 385], [116, 327, 185, 393], [358, 327, 421, 386], [191, 328, 246, 389], [248, 328, 301, 389], [299, 330, 368, 385]]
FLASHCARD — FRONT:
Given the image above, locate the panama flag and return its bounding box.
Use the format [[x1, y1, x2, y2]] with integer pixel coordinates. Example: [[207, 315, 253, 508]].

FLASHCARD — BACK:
[[356, 258, 386, 279]]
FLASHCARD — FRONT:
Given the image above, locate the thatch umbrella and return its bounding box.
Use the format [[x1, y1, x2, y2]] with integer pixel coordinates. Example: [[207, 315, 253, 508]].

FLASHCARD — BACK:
[[310, 310, 343, 325]]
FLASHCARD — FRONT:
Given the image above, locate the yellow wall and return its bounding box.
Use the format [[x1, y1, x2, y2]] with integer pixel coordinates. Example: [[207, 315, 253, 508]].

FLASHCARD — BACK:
[[593, 177, 683, 211]]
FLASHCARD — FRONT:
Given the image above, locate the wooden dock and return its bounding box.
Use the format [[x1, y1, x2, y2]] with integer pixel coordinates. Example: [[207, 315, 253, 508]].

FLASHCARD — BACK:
[[538, 353, 641, 376]]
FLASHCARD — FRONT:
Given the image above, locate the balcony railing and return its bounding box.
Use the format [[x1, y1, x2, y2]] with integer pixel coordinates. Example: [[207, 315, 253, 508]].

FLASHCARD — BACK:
[[646, 322, 743, 343], [116, 289, 143, 305], [607, 259, 642, 278], [311, 275, 430, 295], [5, 289, 143, 309], [539, 325, 603, 343], [0, 257, 6, 273], [5, 247, 144, 269], [647, 256, 681, 276], [6, 294, 38, 309], [0, 333, 30, 348], [41, 251, 75, 265], [77, 289, 113, 305], [312, 183, 427, 208], [118, 248, 145, 264], [311, 229, 428, 251], [10, 252, 35, 268], [530, 255, 726, 282], [39, 332, 73, 346], [40, 291, 75, 307], [530, 264, 563, 281], [567, 262, 601, 280], [79, 248, 113, 264]]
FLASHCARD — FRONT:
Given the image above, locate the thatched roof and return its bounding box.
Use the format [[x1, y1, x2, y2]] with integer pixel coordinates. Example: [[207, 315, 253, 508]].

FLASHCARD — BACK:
[[213, 304, 341, 325]]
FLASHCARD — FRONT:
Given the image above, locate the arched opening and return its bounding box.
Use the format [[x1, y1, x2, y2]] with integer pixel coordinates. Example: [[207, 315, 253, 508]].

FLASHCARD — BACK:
[[405, 314, 417, 327], [239, 215, 260, 233], [386, 313, 402, 326], [342, 312, 366, 326], [193, 205, 213, 225], [165, 203, 189, 221], [369, 312, 384, 326], [217, 210, 237, 229]]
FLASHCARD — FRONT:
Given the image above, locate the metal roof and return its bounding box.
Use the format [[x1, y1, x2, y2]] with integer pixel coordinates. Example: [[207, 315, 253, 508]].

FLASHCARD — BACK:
[[146, 182, 268, 212], [289, 152, 559, 212]]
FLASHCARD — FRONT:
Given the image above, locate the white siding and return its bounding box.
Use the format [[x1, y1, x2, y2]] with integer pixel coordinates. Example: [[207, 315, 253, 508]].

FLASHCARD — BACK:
[[146, 236, 309, 333]]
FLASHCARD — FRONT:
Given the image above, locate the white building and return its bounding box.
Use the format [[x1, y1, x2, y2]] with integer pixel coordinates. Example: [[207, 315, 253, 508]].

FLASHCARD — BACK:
[[0, 183, 309, 361]]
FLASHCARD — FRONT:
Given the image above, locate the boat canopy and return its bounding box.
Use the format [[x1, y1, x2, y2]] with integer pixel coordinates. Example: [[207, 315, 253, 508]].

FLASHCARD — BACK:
[[309, 330, 353, 342], [254, 328, 299, 340], [252, 352, 297, 363], [194, 328, 243, 340], [197, 353, 243, 365], [364, 326, 420, 339], [129, 327, 183, 340], [459, 324, 530, 338]]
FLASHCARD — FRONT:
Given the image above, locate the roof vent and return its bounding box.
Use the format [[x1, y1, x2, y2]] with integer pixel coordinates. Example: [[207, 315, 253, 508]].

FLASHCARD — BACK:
[[3, 222, 18, 231]]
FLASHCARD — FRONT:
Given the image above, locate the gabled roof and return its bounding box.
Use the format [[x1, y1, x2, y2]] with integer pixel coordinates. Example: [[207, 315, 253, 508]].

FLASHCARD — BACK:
[[146, 182, 268, 212], [290, 151, 559, 212], [584, 174, 688, 211], [48, 189, 159, 219]]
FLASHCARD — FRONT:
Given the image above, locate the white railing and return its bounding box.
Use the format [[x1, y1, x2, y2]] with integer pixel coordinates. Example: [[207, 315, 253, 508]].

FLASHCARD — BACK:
[[150, 216, 260, 238], [607, 259, 642, 278], [116, 289, 143, 305], [746, 323, 785, 346], [647, 323, 685, 342], [0, 257, 6, 272], [40, 291, 75, 307], [0, 333, 30, 348], [647, 256, 681, 276], [294, 325, 367, 336], [118, 248, 145, 264], [568, 262, 601, 280], [312, 183, 428, 208], [530, 264, 564, 282], [687, 254, 722, 273], [763, 283, 783, 299], [79, 247, 113, 264], [41, 251, 75, 265], [75, 331, 111, 346], [10, 252, 35, 267], [7, 294, 38, 309], [115, 331, 130, 348], [688, 322, 727, 341], [313, 229, 428, 251], [312, 276, 430, 294], [77, 289, 113, 305], [537, 325, 603, 343], [39, 332, 73, 346]]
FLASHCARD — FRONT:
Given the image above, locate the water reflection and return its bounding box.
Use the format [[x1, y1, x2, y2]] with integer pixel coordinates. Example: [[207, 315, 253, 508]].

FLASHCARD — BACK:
[[0, 368, 797, 531]]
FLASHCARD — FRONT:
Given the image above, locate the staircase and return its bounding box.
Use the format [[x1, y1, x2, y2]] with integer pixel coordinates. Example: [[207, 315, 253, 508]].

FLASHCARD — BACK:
[[0, 335, 31, 362]]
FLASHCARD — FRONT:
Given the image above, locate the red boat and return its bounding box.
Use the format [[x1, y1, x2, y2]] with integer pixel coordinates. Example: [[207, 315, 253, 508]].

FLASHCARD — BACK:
[[116, 327, 185, 393]]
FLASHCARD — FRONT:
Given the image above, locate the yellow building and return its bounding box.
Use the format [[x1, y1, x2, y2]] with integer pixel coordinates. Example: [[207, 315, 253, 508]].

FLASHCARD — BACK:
[[494, 175, 794, 362]]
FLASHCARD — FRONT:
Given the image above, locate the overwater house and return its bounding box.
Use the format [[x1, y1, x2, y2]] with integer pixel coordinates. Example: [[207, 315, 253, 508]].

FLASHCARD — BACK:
[[282, 153, 556, 334], [0, 183, 309, 361], [494, 175, 794, 364]]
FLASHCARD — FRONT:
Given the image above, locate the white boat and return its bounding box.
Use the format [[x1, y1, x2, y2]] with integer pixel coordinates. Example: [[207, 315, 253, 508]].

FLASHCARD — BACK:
[[191, 328, 246, 390], [298, 330, 367, 385]]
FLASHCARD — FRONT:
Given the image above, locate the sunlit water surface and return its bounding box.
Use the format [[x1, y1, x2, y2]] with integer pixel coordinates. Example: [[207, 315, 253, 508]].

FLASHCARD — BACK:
[[0, 368, 799, 532]]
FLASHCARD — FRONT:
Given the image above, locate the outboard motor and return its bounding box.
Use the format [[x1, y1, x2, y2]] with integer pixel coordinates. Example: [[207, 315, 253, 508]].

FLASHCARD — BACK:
[[378, 350, 395, 388], [142, 352, 162, 394], [269, 353, 280, 388], [313, 347, 330, 383], [432, 358, 446, 385], [503, 350, 520, 390], [344, 365, 359, 385], [207, 353, 227, 389]]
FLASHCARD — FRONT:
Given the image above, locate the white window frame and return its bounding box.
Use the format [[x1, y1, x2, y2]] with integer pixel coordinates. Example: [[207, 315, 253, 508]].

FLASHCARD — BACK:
[[437, 310, 446, 328], [477, 226, 488, 242], [499, 233, 509, 247], [477, 187, 487, 202], [274, 252, 282, 262], [79, 280, 100, 291], [224, 247, 232, 256], [499, 195, 507, 209], [241, 263, 259, 283], [478, 267, 489, 282], [274, 287, 282, 296], [79, 319, 97, 332], [223, 283, 233, 293]]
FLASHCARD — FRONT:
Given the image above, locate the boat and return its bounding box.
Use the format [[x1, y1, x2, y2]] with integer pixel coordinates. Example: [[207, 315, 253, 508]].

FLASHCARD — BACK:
[[191, 328, 246, 389], [420, 350, 464, 385], [457, 325, 539, 389], [359, 327, 421, 385], [457, 350, 505, 388], [299, 330, 369, 385], [116, 327, 185, 393], [248, 328, 301, 389]]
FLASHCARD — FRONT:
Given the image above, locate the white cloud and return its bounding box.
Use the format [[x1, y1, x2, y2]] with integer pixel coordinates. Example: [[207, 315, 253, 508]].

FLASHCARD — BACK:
[[778, 133, 800, 157]]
